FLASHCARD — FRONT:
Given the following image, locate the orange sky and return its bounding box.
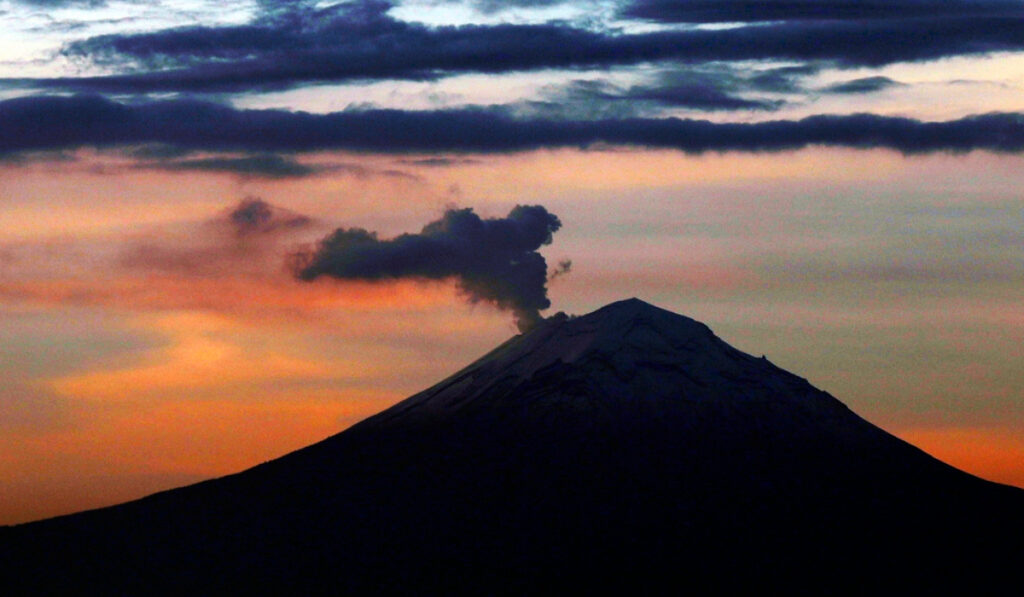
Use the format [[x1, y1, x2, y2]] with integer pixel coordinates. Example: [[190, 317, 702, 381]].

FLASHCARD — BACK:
[[1, 147, 1022, 524]]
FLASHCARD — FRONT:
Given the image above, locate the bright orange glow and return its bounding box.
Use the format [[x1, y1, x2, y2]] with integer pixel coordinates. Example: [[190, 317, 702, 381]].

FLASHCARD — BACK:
[[48, 312, 343, 401], [0, 275, 470, 319], [894, 427, 1024, 488], [0, 392, 395, 524]]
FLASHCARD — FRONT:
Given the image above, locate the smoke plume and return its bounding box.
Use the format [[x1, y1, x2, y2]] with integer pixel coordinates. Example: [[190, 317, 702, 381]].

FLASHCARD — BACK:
[[228, 197, 312, 236], [294, 205, 564, 332]]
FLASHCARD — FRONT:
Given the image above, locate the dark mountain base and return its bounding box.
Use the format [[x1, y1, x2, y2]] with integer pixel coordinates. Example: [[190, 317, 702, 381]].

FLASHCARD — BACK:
[[5, 401, 1020, 594]]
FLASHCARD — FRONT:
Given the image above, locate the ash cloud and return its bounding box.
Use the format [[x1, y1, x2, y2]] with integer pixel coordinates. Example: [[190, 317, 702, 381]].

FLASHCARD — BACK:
[[294, 205, 564, 332]]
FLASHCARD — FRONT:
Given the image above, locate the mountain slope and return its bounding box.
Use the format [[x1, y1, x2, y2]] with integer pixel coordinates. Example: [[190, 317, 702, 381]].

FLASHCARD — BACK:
[[2, 298, 1022, 594]]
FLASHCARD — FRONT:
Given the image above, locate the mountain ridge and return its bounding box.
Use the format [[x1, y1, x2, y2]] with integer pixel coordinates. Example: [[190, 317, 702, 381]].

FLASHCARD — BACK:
[[360, 297, 846, 425]]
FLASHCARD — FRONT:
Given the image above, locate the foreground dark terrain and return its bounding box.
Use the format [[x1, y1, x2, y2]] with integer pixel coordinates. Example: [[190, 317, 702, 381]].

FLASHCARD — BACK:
[[2, 299, 1021, 594]]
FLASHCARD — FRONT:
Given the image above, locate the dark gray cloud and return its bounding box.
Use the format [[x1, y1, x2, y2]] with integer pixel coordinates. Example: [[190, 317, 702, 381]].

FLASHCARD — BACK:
[[823, 76, 902, 94], [621, 0, 1024, 23], [581, 69, 786, 112], [581, 64, 822, 111], [747, 64, 821, 93], [522, 70, 783, 120], [621, 82, 781, 111], [7, 1, 1024, 93], [5, 95, 1024, 156], [294, 205, 564, 332]]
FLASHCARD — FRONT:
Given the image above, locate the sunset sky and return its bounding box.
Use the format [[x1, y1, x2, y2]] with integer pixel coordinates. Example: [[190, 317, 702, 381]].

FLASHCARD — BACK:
[[1, 0, 1023, 525]]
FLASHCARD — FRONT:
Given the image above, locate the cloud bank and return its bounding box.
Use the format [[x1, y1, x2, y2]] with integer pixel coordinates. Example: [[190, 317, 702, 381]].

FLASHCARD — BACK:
[[294, 205, 564, 332], [4, 95, 1024, 156]]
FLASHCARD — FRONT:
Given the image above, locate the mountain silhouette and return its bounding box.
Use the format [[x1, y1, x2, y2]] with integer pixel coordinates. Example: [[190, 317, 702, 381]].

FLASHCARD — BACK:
[[2, 298, 1021, 594]]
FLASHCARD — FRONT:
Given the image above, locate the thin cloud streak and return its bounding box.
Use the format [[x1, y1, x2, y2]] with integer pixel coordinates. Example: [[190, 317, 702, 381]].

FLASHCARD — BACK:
[[621, 0, 1024, 23], [823, 76, 903, 94], [139, 154, 322, 179]]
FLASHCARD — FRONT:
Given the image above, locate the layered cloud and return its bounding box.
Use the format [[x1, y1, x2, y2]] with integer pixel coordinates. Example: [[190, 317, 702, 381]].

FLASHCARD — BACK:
[[4, 95, 1024, 156], [4, 0, 1023, 93]]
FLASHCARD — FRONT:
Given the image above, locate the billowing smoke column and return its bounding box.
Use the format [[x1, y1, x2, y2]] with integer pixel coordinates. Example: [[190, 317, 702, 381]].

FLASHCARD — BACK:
[[294, 205, 563, 332]]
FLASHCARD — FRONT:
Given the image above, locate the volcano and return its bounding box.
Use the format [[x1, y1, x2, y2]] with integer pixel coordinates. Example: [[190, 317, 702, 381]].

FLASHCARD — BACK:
[[2, 299, 1021, 594]]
